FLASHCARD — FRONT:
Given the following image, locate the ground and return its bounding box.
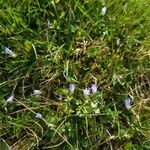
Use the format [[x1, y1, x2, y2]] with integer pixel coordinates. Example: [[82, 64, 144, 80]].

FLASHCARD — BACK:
[[0, 0, 150, 149]]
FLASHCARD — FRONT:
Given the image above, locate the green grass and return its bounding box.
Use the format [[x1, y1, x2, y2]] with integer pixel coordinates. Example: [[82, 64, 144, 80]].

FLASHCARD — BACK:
[[0, 0, 150, 149]]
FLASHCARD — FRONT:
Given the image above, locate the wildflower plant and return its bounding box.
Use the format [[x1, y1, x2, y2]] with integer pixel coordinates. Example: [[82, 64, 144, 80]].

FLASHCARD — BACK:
[[0, 0, 150, 149]]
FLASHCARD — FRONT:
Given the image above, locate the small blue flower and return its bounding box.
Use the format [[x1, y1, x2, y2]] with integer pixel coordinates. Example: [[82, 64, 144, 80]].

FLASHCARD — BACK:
[[3, 47, 16, 57], [101, 6, 107, 15], [124, 96, 132, 109], [83, 88, 90, 96], [33, 90, 42, 96], [69, 84, 75, 93], [35, 113, 43, 119], [91, 83, 98, 94], [7, 95, 14, 103]]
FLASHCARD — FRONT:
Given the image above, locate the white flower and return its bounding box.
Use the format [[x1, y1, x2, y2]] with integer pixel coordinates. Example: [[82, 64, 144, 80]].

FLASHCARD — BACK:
[[83, 88, 90, 96], [35, 113, 43, 119], [33, 90, 42, 96], [7, 95, 14, 103], [69, 84, 75, 93], [3, 47, 16, 57], [91, 83, 98, 94], [101, 7, 107, 15]]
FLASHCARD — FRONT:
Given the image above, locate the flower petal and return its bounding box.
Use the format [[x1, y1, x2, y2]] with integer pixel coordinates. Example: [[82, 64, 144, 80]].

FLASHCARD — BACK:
[[91, 83, 98, 94], [33, 90, 42, 95], [101, 7, 107, 15], [69, 84, 75, 93], [83, 88, 90, 96], [124, 96, 132, 109], [35, 113, 43, 119], [7, 95, 14, 103], [4, 48, 16, 57]]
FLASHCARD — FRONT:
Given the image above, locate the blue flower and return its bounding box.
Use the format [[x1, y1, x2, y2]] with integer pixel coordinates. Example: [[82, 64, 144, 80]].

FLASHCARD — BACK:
[[101, 7, 107, 15], [91, 83, 98, 94], [33, 90, 42, 96], [35, 113, 43, 119], [7, 95, 14, 103], [69, 84, 75, 93], [124, 96, 132, 109], [83, 88, 90, 96], [3, 47, 16, 57]]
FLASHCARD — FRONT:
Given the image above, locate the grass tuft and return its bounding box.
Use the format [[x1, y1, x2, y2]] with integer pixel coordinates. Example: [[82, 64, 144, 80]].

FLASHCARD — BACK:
[[0, 0, 150, 149]]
